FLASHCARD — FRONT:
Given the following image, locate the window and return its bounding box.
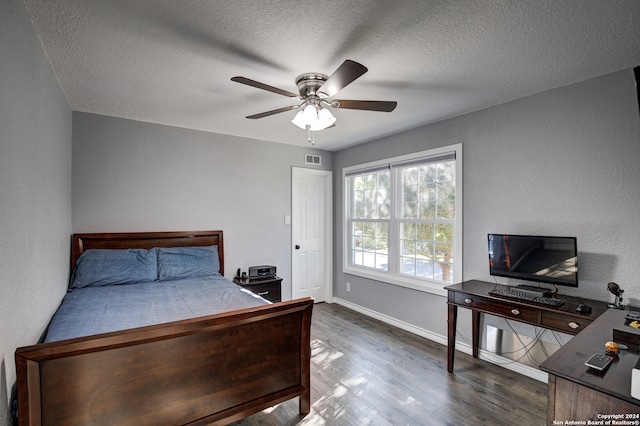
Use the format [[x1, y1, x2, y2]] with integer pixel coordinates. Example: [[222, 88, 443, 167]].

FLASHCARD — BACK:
[[344, 144, 462, 294]]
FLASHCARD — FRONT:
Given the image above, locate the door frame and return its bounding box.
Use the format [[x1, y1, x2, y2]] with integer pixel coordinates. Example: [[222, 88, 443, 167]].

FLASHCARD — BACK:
[[291, 167, 333, 303]]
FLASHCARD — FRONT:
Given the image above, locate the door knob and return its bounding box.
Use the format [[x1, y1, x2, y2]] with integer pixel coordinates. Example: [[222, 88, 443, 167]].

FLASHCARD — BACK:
[[295, 245, 300, 250]]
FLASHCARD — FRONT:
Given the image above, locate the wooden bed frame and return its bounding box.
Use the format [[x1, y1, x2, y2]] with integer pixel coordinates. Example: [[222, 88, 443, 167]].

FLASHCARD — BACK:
[[15, 231, 313, 425]]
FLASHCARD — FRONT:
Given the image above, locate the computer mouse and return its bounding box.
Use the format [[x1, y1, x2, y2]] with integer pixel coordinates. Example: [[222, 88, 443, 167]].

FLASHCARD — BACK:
[[576, 304, 592, 313]]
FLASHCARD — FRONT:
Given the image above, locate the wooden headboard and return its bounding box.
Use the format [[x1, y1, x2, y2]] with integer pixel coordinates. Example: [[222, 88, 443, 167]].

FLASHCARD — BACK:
[[71, 230, 225, 275]]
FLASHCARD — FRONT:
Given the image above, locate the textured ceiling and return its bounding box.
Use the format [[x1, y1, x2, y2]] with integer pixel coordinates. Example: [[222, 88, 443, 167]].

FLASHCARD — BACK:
[[23, 0, 640, 151]]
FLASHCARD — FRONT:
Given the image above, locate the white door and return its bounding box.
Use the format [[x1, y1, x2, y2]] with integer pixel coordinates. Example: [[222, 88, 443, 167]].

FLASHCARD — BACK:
[[291, 168, 332, 302]]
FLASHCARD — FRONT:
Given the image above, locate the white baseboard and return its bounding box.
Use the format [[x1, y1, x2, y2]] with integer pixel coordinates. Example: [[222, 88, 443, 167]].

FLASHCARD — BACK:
[[331, 297, 548, 383]]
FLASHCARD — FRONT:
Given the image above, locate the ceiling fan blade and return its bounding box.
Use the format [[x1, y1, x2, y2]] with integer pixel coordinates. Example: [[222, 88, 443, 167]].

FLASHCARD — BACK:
[[331, 99, 397, 112], [231, 76, 300, 98], [246, 105, 300, 119], [317, 60, 368, 98]]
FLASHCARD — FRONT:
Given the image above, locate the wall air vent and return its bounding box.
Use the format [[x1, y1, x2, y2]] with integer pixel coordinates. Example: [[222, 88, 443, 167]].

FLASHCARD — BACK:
[[305, 154, 321, 166]]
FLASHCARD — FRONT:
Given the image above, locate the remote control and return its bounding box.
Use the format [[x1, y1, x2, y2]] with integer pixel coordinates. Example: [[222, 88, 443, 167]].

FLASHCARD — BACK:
[[585, 353, 613, 371], [626, 310, 640, 321]]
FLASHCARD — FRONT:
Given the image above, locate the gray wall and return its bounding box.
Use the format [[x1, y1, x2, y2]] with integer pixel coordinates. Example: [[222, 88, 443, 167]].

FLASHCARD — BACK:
[[72, 112, 333, 298], [333, 70, 640, 344], [0, 0, 73, 423]]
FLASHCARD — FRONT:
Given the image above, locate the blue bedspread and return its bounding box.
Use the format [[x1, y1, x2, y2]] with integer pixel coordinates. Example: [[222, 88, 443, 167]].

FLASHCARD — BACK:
[[44, 276, 269, 342]]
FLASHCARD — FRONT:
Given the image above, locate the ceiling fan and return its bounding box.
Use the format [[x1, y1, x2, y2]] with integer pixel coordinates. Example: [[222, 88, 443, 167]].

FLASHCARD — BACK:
[[231, 60, 397, 139]]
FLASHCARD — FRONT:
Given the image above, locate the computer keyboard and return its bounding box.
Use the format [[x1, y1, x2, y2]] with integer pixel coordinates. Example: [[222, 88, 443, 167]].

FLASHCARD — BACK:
[[489, 288, 565, 307]]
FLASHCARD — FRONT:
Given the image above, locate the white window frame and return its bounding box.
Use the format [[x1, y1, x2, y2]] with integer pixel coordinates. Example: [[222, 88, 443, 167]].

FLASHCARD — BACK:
[[343, 144, 462, 296]]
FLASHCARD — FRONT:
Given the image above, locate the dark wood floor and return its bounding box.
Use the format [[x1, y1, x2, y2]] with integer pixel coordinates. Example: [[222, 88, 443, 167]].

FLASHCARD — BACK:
[[233, 302, 547, 425]]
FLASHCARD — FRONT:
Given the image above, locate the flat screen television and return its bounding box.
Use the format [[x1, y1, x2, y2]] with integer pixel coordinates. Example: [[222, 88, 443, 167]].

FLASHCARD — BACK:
[[488, 234, 578, 288]]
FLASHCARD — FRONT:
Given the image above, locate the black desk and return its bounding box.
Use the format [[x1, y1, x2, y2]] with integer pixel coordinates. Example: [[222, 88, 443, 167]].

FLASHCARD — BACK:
[[445, 280, 609, 373], [540, 308, 640, 422]]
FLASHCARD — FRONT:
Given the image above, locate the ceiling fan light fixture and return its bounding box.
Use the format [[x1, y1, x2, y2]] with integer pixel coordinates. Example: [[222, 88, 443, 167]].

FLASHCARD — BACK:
[[302, 104, 317, 122], [291, 110, 307, 129], [313, 108, 336, 130], [291, 104, 336, 131], [317, 107, 334, 122]]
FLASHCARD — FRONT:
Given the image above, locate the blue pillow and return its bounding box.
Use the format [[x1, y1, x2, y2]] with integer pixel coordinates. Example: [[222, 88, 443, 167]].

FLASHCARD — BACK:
[[70, 248, 158, 289], [157, 245, 220, 281]]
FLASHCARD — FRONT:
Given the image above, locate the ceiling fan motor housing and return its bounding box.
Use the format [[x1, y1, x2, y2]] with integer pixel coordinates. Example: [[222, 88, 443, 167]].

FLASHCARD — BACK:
[[295, 73, 329, 98]]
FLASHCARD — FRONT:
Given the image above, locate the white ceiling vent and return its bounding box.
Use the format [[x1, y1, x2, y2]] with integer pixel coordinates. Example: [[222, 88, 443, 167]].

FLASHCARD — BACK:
[[305, 154, 321, 166]]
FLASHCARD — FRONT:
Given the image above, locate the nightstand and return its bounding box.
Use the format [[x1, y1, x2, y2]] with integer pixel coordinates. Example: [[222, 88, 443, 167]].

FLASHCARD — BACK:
[[233, 276, 282, 303]]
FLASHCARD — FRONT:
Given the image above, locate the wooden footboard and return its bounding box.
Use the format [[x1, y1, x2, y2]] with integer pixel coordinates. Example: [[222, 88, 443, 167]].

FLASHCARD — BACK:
[[16, 297, 313, 426]]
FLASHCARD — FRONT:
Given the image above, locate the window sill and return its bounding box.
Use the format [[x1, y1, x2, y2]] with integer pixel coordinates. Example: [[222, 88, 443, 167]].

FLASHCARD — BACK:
[[343, 267, 448, 297]]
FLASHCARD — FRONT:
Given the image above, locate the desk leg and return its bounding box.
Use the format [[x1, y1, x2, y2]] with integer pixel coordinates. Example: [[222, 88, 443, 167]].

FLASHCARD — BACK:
[[447, 304, 457, 373], [472, 310, 480, 358]]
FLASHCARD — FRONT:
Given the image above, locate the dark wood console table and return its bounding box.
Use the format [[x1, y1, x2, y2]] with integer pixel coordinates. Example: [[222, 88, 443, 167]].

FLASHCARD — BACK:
[[445, 280, 609, 373], [540, 308, 640, 422]]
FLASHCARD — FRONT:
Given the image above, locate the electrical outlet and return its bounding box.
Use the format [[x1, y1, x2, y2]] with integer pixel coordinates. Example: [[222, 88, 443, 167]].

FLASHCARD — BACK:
[[346, 282, 351, 292]]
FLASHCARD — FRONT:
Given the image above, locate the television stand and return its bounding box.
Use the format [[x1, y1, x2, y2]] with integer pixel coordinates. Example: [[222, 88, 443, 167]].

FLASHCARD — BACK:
[[512, 284, 552, 297]]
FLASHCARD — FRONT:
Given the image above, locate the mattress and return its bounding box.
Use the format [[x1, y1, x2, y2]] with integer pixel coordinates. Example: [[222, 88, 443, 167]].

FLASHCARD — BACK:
[[44, 275, 269, 342]]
